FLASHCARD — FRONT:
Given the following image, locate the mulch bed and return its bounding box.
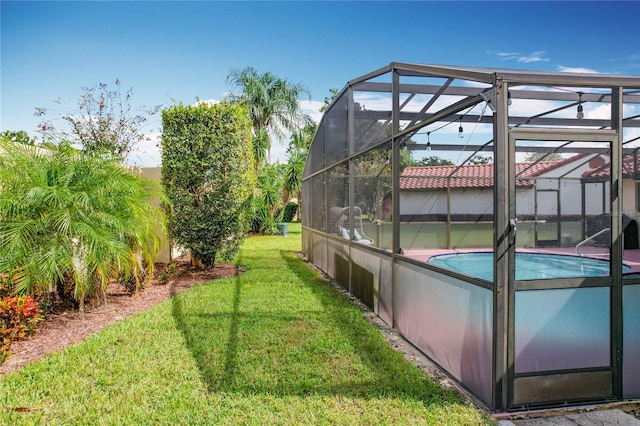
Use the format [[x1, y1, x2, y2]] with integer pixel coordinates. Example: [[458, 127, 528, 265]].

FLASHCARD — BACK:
[[0, 261, 242, 375]]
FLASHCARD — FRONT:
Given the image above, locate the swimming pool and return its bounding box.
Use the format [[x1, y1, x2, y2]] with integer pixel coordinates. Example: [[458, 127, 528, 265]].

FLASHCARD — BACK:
[[427, 252, 631, 281]]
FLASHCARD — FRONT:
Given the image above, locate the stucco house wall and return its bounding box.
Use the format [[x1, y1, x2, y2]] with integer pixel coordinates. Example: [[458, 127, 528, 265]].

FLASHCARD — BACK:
[[140, 167, 171, 264]]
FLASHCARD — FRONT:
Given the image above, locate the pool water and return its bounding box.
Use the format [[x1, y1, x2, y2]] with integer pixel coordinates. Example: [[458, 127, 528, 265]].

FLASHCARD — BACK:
[[427, 252, 631, 281]]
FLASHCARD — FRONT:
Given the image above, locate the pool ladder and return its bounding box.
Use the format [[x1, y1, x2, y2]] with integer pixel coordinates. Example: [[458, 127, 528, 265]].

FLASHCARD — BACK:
[[575, 228, 610, 257]]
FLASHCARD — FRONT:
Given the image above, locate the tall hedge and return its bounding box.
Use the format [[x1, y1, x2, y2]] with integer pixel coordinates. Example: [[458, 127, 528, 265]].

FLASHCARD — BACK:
[[161, 102, 255, 268]]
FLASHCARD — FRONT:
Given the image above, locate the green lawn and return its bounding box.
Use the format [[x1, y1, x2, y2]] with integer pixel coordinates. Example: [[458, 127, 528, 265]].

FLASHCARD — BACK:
[[1, 223, 492, 425], [364, 221, 584, 250]]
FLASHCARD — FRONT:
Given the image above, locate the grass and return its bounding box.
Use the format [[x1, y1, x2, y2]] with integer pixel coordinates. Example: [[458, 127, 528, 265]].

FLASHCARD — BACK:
[[0, 223, 493, 425], [364, 221, 583, 250]]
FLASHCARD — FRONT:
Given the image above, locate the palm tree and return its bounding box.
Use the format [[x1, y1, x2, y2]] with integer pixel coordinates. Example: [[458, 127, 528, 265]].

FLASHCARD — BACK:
[[282, 148, 306, 206], [252, 129, 269, 173], [282, 124, 316, 222], [287, 123, 316, 152], [252, 163, 284, 235], [0, 140, 166, 310], [226, 67, 311, 163]]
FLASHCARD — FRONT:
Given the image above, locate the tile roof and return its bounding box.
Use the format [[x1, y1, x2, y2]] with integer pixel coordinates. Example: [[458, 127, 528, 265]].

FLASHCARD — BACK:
[[400, 155, 590, 190], [581, 154, 635, 178]]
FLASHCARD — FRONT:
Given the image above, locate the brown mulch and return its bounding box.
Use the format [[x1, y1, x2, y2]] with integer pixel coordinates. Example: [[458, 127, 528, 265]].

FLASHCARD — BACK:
[[0, 260, 242, 375]]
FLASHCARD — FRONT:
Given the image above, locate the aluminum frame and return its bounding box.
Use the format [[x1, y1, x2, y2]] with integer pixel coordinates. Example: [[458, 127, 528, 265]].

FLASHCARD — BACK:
[[301, 63, 640, 413]]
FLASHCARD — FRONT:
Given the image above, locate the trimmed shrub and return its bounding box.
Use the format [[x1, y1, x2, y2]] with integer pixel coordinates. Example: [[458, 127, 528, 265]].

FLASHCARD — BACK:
[[161, 102, 255, 268]]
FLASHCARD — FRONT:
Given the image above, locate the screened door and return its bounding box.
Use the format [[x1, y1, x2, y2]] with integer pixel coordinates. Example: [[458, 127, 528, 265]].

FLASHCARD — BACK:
[[508, 128, 621, 409]]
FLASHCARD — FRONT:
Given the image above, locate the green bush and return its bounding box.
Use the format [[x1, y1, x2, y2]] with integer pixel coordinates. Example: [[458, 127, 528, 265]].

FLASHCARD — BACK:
[[250, 163, 284, 235], [0, 140, 166, 309], [282, 202, 299, 222], [161, 102, 255, 267]]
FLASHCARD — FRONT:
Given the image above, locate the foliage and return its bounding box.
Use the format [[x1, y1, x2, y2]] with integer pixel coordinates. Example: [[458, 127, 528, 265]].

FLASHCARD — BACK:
[[320, 87, 340, 112], [0, 140, 166, 309], [161, 102, 255, 268], [1, 295, 43, 361], [282, 202, 299, 223], [35, 79, 160, 158], [0, 130, 35, 146], [287, 122, 316, 153], [352, 149, 392, 221], [280, 123, 316, 225], [468, 154, 492, 165], [252, 128, 269, 172], [251, 163, 284, 235], [525, 151, 563, 162], [226, 66, 311, 161], [0, 224, 492, 425], [416, 155, 454, 166], [282, 147, 306, 205]]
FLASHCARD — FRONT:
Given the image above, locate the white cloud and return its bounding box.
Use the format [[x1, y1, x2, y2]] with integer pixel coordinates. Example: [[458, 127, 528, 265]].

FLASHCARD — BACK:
[[353, 92, 393, 111], [127, 131, 162, 168], [495, 51, 520, 58], [269, 141, 289, 164], [193, 98, 219, 106], [557, 66, 600, 74], [518, 51, 549, 63], [492, 50, 549, 63], [299, 99, 324, 124], [586, 103, 611, 120]]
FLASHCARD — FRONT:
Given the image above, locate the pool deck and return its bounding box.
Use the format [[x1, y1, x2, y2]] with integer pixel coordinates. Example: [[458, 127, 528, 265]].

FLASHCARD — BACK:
[[405, 247, 640, 274]]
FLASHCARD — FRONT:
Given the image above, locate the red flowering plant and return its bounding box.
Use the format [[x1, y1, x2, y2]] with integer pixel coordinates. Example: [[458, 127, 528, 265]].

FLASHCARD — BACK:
[[1, 295, 44, 360]]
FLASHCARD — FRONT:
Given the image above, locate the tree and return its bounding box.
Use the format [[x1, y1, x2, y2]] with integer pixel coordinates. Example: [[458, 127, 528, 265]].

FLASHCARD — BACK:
[[0, 130, 35, 145], [282, 148, 306, 205], [352, 149, 393, 221], [320, 88, 340, 113], [0, 140, 166, 310], [252, 129, 269, 173], [287, 122, 316, 152], [35, 79, 160, 158], [524, 151, 563, 162], [283, 123, 316, 205], [252, 163, 285, 235], [416, 156, 454, 166], [161, 102, 255, 268], [226, 67, 311, 163], [468, 155, 492, 165]]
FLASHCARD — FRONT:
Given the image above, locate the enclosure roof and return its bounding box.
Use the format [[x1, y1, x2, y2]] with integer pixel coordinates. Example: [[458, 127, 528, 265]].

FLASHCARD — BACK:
[[350, 62, 640, 88]]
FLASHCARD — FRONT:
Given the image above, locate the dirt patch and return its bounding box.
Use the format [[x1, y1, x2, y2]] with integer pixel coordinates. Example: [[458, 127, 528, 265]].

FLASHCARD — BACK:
[[0, 260, 242, 375]]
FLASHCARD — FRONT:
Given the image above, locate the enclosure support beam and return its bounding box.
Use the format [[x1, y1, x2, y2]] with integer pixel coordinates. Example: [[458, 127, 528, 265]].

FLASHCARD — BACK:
[[493, 80, 511, 412], [391, 68, 401, 328], [348, 85, 355, 296], [611, 87, 624, 400]]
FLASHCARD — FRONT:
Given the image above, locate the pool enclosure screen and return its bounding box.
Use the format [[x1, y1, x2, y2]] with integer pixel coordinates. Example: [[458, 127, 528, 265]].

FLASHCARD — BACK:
[[301, 63, 640, 412]]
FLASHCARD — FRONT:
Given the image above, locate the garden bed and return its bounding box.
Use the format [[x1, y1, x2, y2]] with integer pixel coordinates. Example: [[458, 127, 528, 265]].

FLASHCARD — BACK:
[[0, 260, 242, 375]]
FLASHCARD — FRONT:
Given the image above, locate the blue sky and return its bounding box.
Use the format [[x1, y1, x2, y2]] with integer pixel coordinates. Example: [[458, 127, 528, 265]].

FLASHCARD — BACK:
[[1, 1, 639, 166]]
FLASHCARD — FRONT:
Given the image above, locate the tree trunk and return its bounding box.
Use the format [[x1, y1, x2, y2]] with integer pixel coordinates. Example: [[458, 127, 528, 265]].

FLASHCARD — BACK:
[[190, 255, 203, 269]]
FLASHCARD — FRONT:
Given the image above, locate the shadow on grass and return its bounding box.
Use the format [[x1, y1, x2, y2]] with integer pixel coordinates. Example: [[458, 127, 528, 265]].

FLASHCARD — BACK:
[[170, 260, 245, 391], [170, 248, 460, 407], [277, 249, 455, 403]]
